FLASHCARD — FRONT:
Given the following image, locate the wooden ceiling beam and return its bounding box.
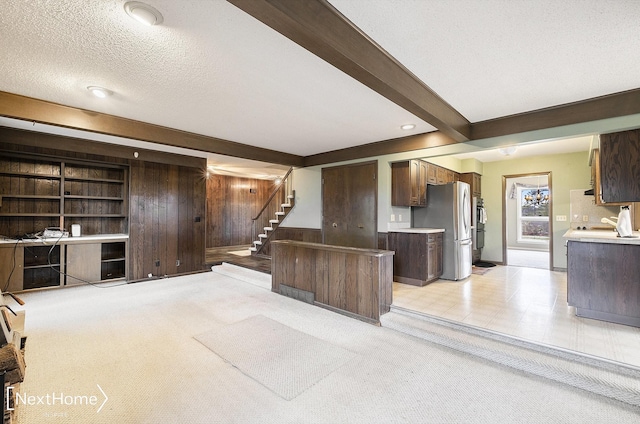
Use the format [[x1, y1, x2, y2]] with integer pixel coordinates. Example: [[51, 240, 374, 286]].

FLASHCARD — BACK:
[[228, 0, 471, 142], [0, 91, 305, 167], [472, 88, 640, 140]]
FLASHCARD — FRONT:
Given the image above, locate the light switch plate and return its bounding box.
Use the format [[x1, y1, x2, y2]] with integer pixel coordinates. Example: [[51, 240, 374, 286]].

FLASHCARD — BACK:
[[556, 215, 567, 221]]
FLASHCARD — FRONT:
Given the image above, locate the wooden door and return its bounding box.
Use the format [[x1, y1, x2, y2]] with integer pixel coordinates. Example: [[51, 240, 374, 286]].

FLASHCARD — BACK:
[[322, 161, 377, 249]]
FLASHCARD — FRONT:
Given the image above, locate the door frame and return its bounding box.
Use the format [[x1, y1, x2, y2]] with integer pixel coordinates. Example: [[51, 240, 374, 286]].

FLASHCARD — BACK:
[[321, 160, 378, 248], [501, 172, 553, 269]]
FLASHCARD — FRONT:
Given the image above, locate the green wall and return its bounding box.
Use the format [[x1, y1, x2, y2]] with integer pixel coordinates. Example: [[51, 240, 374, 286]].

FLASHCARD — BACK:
[[481, 151, 590, 269]]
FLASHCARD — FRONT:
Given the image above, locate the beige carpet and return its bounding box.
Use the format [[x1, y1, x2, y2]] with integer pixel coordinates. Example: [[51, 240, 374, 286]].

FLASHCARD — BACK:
[[195, 315, 356, 400], [11, 266, 640, 423]]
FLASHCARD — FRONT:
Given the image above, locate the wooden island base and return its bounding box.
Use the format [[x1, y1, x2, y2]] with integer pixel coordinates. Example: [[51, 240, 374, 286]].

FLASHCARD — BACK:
[[271, 240, 394, 324]]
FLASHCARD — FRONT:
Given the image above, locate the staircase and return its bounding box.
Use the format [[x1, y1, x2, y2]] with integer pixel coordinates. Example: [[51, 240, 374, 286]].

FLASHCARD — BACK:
[[250, 168, 295, 257]]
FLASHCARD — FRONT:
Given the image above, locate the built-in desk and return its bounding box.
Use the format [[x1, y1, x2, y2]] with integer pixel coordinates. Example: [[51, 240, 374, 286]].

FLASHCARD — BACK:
[[0, 234, 128, 291], [271, 240, 394, 324]]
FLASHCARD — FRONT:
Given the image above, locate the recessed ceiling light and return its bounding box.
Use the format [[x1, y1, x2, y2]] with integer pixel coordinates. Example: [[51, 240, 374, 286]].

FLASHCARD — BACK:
[[124, 1, 164, 26], [400, 124, 416, 130], [87, 86, 112, 98]]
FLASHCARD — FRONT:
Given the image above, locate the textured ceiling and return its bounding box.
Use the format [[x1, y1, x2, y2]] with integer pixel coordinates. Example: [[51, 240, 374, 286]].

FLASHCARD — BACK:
[[0, 0, 639, 166]]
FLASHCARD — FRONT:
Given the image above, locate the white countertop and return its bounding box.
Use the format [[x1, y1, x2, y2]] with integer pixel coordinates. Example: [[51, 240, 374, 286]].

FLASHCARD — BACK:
[[0, 234, 129, 245], [563, 229, 640, 245], [389, 228, 445, 234]]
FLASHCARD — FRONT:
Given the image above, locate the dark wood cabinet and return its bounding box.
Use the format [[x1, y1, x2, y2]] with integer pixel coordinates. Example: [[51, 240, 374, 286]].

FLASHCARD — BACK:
[[426, 233, 443, 282], [567, 240, 640, 327], [459, 172, 481, 197], [425, 162, 437, 184], [388, 231, 443, 286], [391, 160, 426, 207], [599, 129, 640, 203]]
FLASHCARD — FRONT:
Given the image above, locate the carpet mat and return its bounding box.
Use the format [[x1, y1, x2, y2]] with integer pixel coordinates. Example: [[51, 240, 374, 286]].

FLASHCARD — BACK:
[[382, 307, 640, 407], [195, 315, 357, 400], [210, 263, 271, 290], [471, 266, 491, 275]]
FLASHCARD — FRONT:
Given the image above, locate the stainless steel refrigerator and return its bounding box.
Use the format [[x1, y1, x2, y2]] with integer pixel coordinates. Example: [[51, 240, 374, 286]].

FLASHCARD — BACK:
[[412, 181, 472, 280]]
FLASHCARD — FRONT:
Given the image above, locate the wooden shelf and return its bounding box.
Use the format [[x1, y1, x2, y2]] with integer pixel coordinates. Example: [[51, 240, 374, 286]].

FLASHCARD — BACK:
[[64, 195, 124, 200], [0, 194, 60, 200], [0, 213, 60, 217], [64, 176, 124, 183], [0, 171, 61, 179], [64, 214, 127, 218], [101, 257, 125, 263], [1, 154, 128, 236]]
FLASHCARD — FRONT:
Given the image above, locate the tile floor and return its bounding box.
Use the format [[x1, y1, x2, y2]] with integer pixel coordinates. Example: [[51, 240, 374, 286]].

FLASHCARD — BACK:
[[392, 265, 640, 368], [506, 248, 549, 269]]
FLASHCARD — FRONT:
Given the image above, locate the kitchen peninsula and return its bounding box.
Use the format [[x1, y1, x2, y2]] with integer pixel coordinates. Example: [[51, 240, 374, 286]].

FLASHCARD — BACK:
[[564, 229, 640, 327], [388, 228, 444, 286]]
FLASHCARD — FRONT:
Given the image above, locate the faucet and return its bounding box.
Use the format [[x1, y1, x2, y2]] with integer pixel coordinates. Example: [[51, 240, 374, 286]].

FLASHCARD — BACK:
[[600, 217, 619, 234]]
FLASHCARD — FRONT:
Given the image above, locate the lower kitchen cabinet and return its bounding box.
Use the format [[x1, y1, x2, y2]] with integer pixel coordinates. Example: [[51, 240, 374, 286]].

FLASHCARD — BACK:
[[388, 230, 443, 286], [567, 240, 640, 327]]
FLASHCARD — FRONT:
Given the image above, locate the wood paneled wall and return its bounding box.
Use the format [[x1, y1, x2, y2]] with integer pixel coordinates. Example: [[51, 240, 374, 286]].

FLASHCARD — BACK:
[[129, 161, 206, 280], [0, 138, 206, 282], [205, 174, 275, 247]]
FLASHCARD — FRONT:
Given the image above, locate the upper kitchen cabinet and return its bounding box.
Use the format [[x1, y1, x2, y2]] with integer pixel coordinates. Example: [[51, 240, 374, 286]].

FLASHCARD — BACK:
[[599, 129, 640, 203], [459, 172, 481, 197], [391, 160, 427, 207]]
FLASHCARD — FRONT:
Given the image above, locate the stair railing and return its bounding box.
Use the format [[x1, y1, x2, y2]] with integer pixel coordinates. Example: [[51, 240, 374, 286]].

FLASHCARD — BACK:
[[251, 167, 294, 255]]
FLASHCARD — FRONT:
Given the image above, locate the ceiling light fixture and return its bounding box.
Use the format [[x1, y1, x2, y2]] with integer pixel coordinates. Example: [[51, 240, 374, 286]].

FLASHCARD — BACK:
[[400, 124, 416, 130], [498, 146, 517, 156], [124, 1, 164, 26], [523, 176, 549, 208], [87, 86, 112, 98]]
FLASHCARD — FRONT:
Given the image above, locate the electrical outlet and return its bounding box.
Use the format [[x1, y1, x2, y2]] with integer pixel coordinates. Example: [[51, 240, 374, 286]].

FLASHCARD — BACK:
[[390, 214, 395, 222], [556, 215, 567, 222], [399, 214, 402, 221], [583, 215, 589, 222]]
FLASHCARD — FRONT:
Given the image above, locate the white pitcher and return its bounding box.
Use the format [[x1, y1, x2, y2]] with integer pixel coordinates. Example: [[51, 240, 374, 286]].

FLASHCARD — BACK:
[[616, 206, 633, 238]]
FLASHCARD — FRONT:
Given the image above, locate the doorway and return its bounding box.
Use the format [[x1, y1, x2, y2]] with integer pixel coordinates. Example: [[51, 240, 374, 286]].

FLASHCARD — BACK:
[[502, 173, 553, 269]]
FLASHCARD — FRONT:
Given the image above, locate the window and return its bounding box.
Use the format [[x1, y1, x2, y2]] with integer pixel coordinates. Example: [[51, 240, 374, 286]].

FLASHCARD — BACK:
[[517, 186, 549, 243]]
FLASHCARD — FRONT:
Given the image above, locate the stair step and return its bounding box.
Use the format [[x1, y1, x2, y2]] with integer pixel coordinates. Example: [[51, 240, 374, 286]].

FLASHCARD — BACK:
[[258, 233, 268, 238], [254, 240, 262, 245], [264, 227, 273, 231], [275, 212, 285, 216], [249, 247, 257, 252], [287, 195, 294, 199], [269, 219, 279, 224], [281, 203, 292, 208]]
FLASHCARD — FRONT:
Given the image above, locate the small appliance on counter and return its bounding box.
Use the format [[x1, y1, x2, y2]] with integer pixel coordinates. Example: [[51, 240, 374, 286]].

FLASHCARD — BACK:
[[600, 206, 636, 237]]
